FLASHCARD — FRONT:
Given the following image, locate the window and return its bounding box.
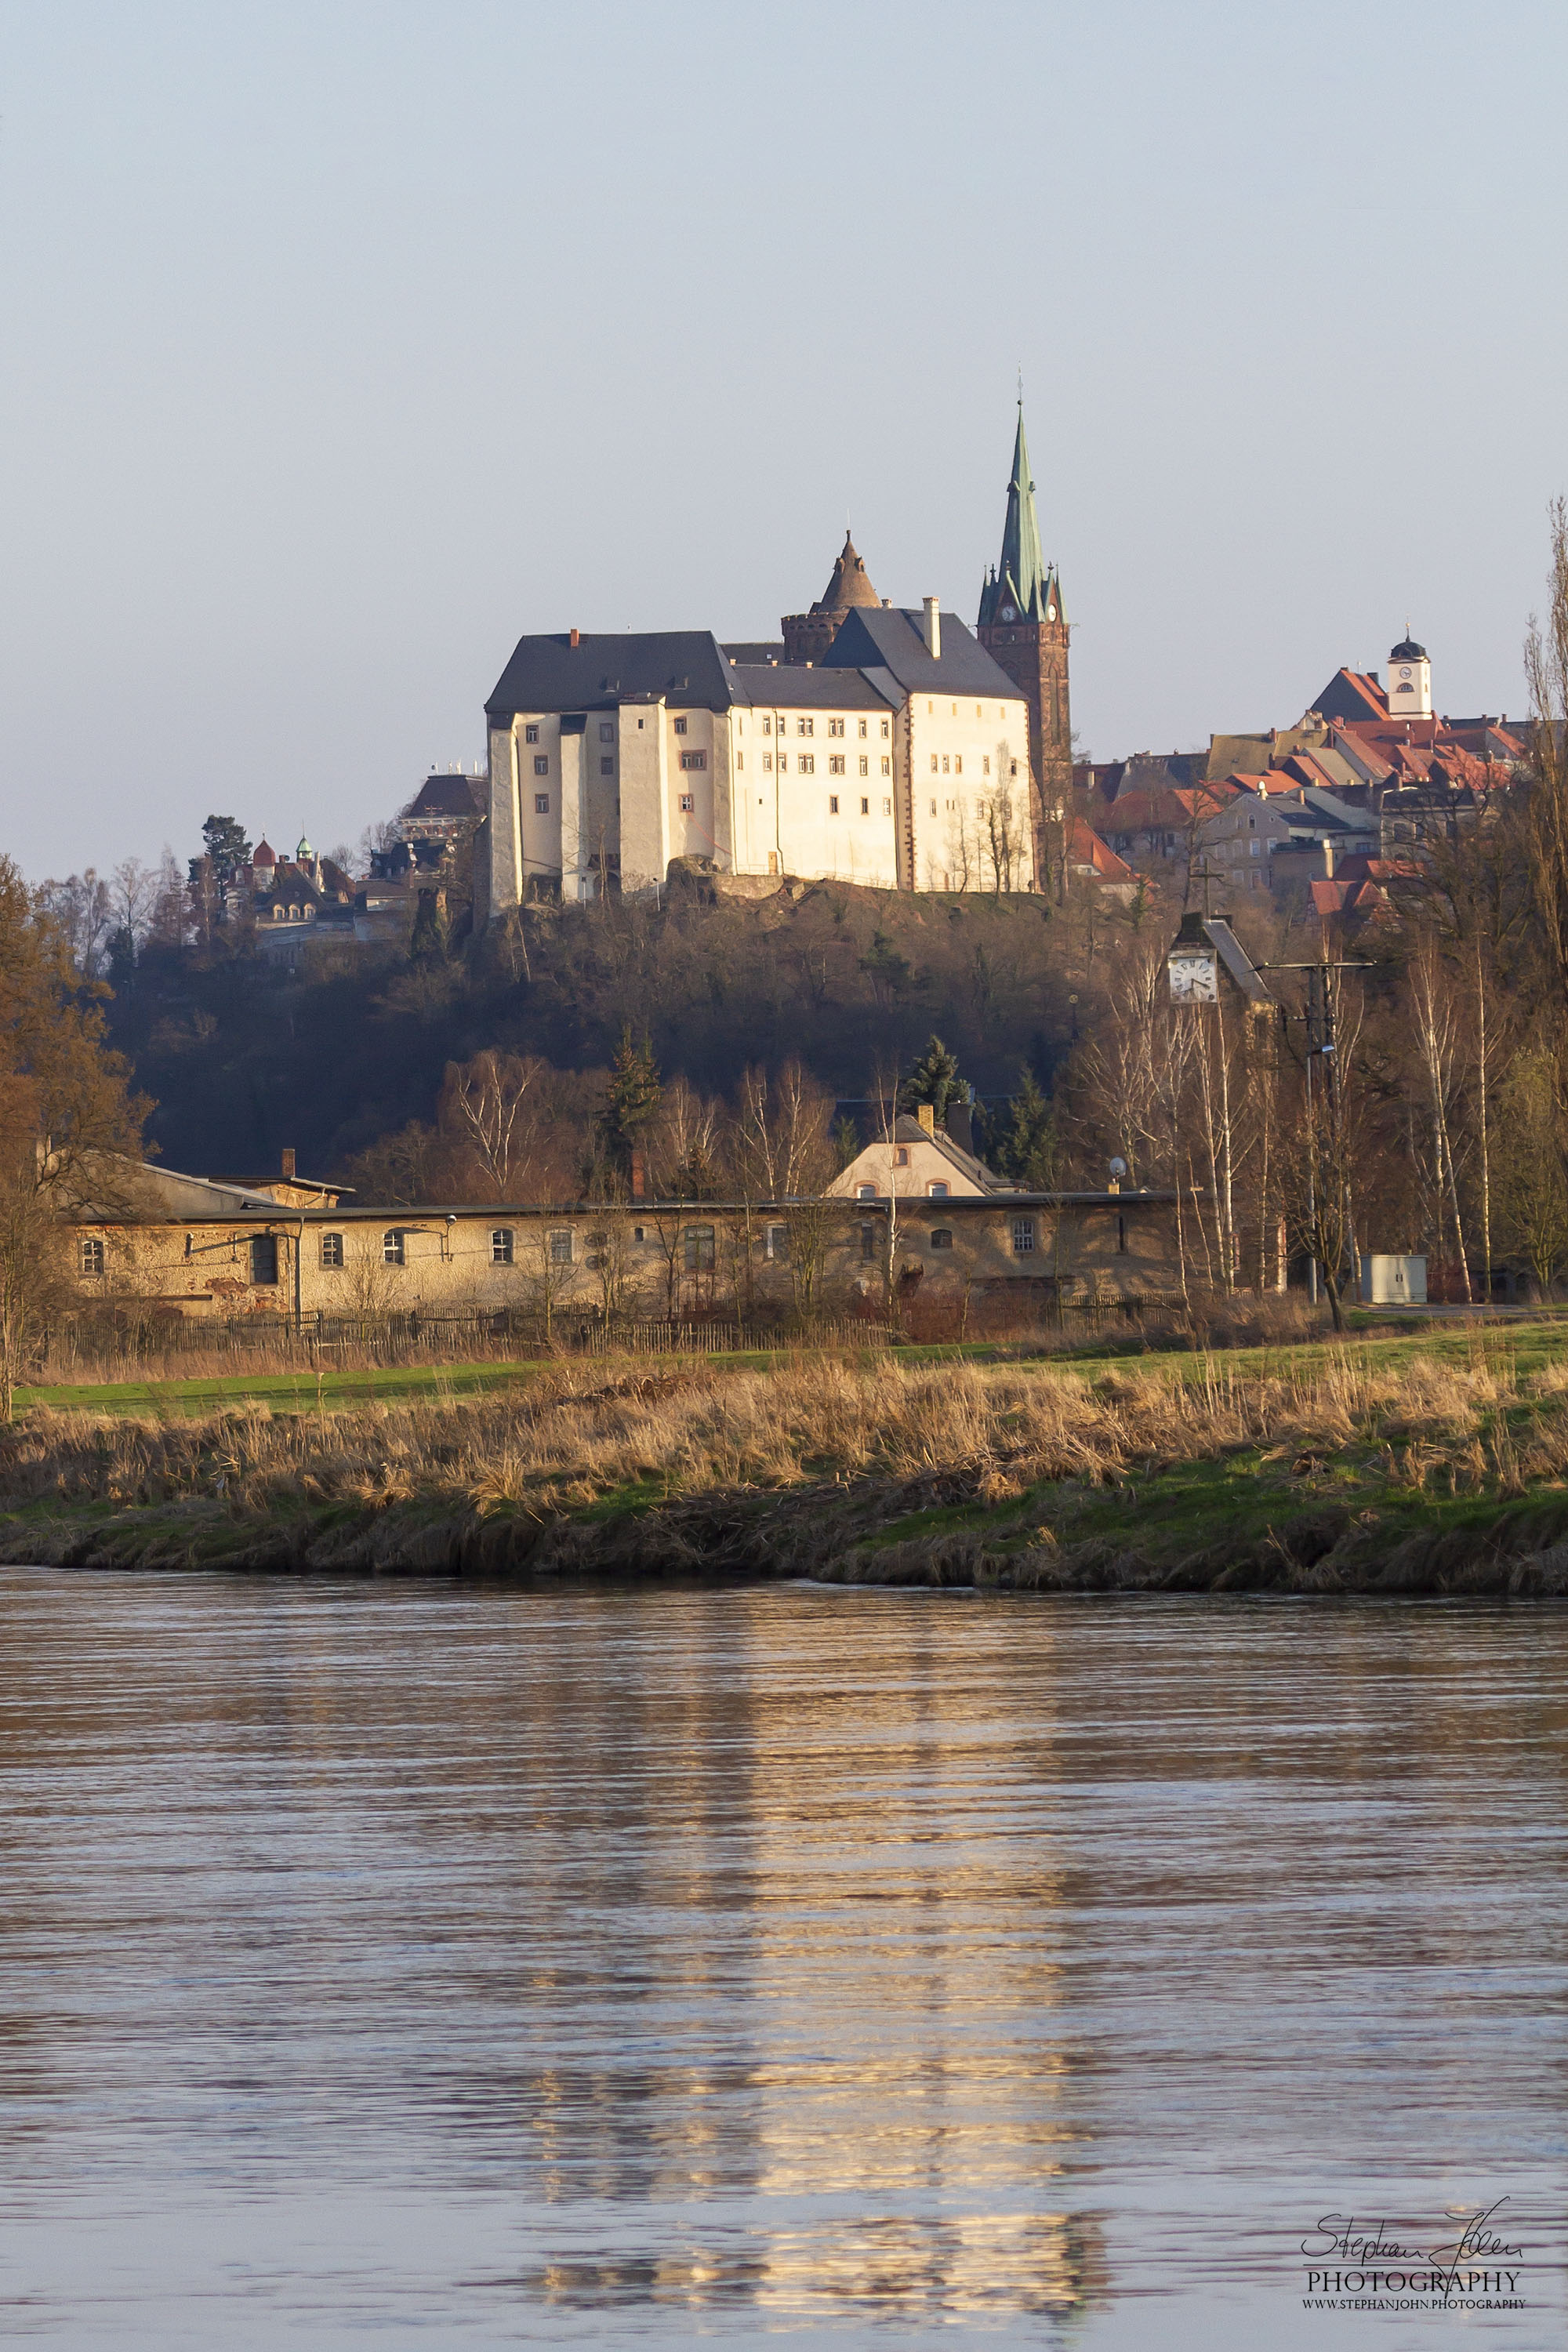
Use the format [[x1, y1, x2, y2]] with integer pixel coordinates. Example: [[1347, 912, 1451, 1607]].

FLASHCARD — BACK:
[[764, 1221, 789, 1263], [860, 797, 869, 815], [684, 1223, 716, 1272], [858, 718, 868, 738], [882, 757, 891, 776], [829, 755, 845, 775], [680, 793, 694, 812], [1250, 839, 1261, 857], [383, 1230, 405, 1265], [829, 794, 840, 813], [829, 717, 844, 737], [859, 756, 869, 776], [679, 750, 706, 771], [1117, 1214, 1128, 1255], [535, 793, 550, 814], [930, 798, 938, 816], [534, 755, 549, 776], [856, 1183, 877, 1202], [942, 757, 949, 775], [549, 1229, 573, 1265], [930, 755, 939, 774], [763, 753, 773, 772], [673, 716, 688, 736], [928, 1181, 949, 1199], [800, 755, 815, 775], [797, 717, 814, 736], [931, 1228, 953, 1250], [880, 719, 890, 738], [250, 1234, 279, 1285], [633, 1225, 646, 1243], [1011, 1217, 1036, 1256], [983, 756, 991, 775], [320, 1232, 344, 1269], [80, 1235, 104, 1276], [883, 797, 892, 816], [762, 716, 772, 735], [1248, 815, 1257, 830], [779, 755, 787, 773], [736, 753, 744, 771], [894, 1146, 909, 1167], [524, 724, 539, 744], [953, 756, 962, 776], [1011, 761, 1019, 778], [859, 1222, 877, 1261], [601, 758, 614, 777], [492, 1228, 514, 1265], [599, 722, 614, 742]]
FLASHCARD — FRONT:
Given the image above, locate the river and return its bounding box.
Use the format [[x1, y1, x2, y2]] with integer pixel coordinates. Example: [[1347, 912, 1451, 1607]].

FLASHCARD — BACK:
[[0, 1570, 1561, 2347]]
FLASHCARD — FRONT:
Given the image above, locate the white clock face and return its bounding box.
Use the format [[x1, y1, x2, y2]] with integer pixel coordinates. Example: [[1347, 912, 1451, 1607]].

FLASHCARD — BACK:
[[1047, 602, 1057, 620], [1399, 665, 1412, 678], [1169, 955, 1218, 1004], [1000, 604, 1016, 621]]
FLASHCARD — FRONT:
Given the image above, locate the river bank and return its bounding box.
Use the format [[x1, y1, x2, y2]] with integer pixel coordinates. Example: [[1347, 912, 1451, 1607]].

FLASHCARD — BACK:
[[7, 1340, 1568, 1595]]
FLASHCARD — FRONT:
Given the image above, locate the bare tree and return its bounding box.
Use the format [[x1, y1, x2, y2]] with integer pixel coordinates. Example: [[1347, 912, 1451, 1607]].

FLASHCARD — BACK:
[[441, 1051, 547, 1201], [1494, 1046, 1568, 1301]]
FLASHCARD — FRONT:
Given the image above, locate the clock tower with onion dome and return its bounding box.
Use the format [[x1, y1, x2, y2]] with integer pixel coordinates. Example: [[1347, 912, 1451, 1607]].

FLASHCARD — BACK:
[[976, 402, 1072, 874]]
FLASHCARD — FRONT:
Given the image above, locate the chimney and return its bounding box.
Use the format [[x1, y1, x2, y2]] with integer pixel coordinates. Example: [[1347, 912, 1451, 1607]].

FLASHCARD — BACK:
[[281, 1147, 296, 1180], [630, 1146, 645, 1201], [569, 627, 580, 648], [1323, 839, 1335, 880], [915, 1102, 936, 1138], [946, 1094, 975, 1157], [921, 596, 941, 659]]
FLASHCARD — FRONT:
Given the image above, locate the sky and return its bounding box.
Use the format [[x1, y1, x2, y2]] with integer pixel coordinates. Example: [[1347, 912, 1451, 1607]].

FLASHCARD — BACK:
[[3, 0, 1566, 880]]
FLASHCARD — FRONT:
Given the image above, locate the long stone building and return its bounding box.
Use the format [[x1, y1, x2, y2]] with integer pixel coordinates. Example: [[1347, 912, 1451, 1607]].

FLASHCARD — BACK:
[[483, 408, 1070, 911]]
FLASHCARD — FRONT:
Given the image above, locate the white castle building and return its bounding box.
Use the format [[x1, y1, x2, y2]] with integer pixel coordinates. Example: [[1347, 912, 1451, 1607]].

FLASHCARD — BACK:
[[484, 552, 1035, 913]]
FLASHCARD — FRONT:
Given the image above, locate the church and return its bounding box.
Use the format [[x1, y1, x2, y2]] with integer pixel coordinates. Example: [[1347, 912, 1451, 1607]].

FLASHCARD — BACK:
[[483, 408, 1070, 913]]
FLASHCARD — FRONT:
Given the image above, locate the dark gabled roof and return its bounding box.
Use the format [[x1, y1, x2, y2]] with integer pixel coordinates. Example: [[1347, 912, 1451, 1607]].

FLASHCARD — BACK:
[[723, 641, 786, 666], [729, 666, 892, 709], [406, 771, 483, 818], [485, 631, 739, 720], [820, 606, 1022, 699]]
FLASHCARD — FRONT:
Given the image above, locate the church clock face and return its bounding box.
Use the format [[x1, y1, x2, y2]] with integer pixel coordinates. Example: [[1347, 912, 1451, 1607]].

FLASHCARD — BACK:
[[1000, 604, 1016, 622], [1168, 953, 1218, 1004], [1047, 602, 1057, 621]]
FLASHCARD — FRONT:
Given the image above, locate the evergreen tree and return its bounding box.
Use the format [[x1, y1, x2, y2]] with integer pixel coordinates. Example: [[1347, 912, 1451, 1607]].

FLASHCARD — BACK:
[[197, 815, 252, 889], [989, 1067, 1062, 1190], [598, 1025, 662, 1187], [902, 1034, 965, 1123]]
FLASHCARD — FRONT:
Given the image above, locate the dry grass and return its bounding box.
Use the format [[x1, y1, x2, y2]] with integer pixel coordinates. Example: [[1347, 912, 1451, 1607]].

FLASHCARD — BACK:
[[5, 1342, 1566, 1529]]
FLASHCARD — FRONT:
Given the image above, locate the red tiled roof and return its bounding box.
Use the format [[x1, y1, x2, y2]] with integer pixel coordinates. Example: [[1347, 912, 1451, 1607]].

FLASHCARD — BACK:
[[1069, 819, 1136, 882]]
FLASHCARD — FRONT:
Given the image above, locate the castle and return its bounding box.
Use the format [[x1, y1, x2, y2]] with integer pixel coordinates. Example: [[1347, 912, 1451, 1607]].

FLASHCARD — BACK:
[[483, 407, 1069, 914]]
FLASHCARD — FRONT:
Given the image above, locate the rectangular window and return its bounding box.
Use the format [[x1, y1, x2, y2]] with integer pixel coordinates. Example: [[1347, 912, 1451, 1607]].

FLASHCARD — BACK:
[[601, 757, 614, 777], [953, 756, 962, 775], [80, 1235, 104, 1276], [1117, 1214, 1128, 1254], [930, 798, 938, 815], [383, 1230, 405, 1265], [894, 1146, 909, 1167], [797, 717, 814, 736], [492, 1228, 514, 1265], [928, 1181, 949, 1200], [684, 1223, 716, 1273], [882, 757, 891, 776], [859, 1221, 877, 1261], [549, 1229, 573, 1265], [763, 753, 773, 772], [762, 716, 772, 735], [829, 755, 845, 775], [860, 797, 869, 815], [931, 756, 939, 773], [858, 756, 869, 776], [882, 797, 891, 815], [983, 756, 991, 775], [250, 1234, 278, 1285], [534, 755, 549, 776], [673, 716, 688, 735], [599, 721, 614, 742], [679, 793, 694, 812], [931, 1227, 953, 1250], [679, 750, 706, 771], [828, 717, 844, 737], [942, 756, 950, 774], [856, 1183, 877, 1202], [736, 753, 744, 771], [524, 724, 539, 744], [1011, 1217, 1036, 1256], [858, 718, 868, 738], [535, 793, 550, 814], [880, 719, 890, 738], [320, 1231, 343, 1269], [779, 754, 787, 773], [764, 1221, 789, 1263], [800, 755, 815, 775], [828, 794, 840, 813]]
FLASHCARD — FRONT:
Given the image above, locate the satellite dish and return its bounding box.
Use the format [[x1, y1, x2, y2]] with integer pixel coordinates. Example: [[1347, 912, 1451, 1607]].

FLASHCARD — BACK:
[[1109, 1156, 1128, 1181]]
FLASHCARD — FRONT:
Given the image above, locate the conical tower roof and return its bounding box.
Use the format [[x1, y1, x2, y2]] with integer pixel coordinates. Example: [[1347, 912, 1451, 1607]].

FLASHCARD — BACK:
[[812, 530, 880, 616], [978, 405, 1054, 626]]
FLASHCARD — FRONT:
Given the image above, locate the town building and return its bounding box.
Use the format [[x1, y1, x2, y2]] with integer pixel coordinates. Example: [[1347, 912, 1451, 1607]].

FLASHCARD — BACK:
[[829, 1103, 1020, 1203]]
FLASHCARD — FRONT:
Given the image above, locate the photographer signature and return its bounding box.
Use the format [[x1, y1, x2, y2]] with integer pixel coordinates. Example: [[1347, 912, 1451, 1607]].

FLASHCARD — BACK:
[[1302, 2197, 1524, 2282]]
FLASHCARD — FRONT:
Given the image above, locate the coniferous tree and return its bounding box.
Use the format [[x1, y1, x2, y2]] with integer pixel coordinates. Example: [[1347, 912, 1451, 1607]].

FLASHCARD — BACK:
[[989, 1068, 1062, 1189], [597, 1025, 662, 1191], [902, 1034, 965, 1123]]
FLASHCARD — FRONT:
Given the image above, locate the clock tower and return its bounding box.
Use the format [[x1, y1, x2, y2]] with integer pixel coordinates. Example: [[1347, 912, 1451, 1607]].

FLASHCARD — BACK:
[[976, 403, 1072, 875]]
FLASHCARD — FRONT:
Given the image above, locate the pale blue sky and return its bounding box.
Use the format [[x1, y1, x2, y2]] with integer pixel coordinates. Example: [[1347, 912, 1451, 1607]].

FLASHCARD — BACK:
[[3, 1, 1566, 878]]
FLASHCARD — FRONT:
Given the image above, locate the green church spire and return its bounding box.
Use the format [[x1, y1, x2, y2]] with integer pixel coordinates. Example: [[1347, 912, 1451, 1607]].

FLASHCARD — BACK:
[[978, 402, 1058, 627]]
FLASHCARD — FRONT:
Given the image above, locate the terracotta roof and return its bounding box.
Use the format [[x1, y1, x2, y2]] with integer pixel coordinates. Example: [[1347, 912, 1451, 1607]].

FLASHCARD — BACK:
[[252, 839, 276, 866], [1068, 819, 1135, 881]]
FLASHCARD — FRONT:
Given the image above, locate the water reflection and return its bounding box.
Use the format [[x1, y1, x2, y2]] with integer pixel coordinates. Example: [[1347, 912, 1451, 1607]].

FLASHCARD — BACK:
[[0, 1576, 1561, 2345]]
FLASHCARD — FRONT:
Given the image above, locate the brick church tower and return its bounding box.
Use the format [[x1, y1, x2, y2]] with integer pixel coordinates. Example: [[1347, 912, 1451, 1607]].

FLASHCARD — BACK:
[[975, 405, 1071, 872]]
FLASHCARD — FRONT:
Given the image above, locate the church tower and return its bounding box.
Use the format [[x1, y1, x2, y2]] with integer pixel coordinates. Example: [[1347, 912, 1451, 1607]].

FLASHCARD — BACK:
[[975, 405, 1071, 863]]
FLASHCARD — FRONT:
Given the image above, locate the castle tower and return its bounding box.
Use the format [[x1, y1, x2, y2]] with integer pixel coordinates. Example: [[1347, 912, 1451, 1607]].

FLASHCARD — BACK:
[[782, 530, 881, 666], [975, 405, 1071, 862], [1387, 633, 1432, 720]]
